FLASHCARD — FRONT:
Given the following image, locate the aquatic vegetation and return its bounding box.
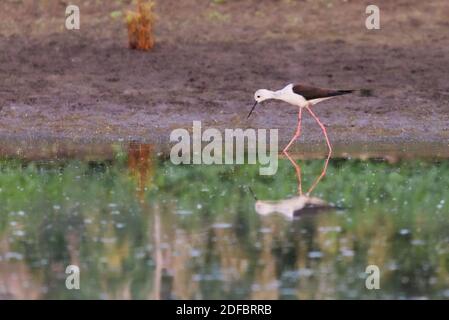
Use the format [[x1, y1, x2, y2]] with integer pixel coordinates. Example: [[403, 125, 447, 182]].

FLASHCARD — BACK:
[[0, 155, 448, 299]]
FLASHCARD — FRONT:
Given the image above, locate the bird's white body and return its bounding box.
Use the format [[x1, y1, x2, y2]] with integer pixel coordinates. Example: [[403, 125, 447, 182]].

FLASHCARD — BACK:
[[256, 84, 333, 108], [273, 84, 306, 106], [255, 195, 329, 218]]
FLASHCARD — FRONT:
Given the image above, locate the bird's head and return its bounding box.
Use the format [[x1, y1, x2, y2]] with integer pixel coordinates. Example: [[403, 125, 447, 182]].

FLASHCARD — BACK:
[[247, 89, 274, 118], [254, 89, 273, 103]]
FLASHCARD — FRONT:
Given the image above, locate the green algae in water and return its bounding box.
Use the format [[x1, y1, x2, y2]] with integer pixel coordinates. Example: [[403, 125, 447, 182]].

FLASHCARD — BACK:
[[0, 156, 448, 299]]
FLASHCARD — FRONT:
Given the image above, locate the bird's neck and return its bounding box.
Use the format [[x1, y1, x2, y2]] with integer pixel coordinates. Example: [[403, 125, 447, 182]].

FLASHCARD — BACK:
[[272, 90, 288, 101], [271, 90, 283, 99]]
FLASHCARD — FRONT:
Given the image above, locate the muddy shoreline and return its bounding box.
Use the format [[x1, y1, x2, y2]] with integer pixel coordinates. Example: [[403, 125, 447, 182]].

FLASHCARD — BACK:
[[1, 134, 448, 162], [0, 0, 448, 150]]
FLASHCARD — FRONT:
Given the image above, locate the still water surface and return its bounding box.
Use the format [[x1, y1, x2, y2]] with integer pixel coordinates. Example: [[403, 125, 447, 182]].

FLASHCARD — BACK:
[[0, 143, 448, 299]]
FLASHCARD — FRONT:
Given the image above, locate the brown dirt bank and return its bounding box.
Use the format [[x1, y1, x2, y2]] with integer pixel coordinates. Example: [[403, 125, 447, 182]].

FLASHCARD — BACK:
[[0, 0, 448, 154]]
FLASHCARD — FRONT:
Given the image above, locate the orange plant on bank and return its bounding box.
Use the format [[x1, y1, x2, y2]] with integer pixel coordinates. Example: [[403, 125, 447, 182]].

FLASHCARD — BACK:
[[126, 0, 155, 51]]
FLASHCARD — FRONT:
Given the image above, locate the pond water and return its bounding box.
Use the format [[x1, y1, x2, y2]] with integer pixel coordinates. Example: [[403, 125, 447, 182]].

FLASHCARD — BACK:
[[0, 143, 449, 299]]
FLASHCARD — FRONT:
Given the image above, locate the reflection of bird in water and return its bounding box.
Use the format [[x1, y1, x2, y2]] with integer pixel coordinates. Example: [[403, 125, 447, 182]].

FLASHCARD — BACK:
[[252, 150, 338, 219], [255, 195, 329, 218]]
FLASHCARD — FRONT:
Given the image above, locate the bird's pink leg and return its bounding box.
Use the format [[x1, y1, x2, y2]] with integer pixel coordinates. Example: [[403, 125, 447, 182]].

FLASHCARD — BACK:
[[283, 150, 302, 195], [305, 105, 332, 195], [282, 107, 303, 153]]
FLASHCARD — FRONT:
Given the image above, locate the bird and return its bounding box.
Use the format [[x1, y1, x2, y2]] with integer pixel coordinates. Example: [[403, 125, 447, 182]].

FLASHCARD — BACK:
[[255, 195, 330, 219], [248, 186, 332, 220], [247, 83, 353, 154], [248, 149, 344, 219]]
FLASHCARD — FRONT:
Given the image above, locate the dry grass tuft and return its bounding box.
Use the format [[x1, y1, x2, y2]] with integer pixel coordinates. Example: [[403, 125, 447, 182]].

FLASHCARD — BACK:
[[126, 0, 156, 51]]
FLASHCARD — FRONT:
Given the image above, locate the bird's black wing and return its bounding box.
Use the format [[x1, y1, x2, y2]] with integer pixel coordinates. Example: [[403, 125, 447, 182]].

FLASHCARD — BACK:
[[293, 84, 353, 100]]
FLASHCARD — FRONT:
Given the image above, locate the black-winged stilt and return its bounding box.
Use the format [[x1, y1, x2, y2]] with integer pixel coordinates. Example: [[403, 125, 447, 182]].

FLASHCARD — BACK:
[[247, 83, 353, 154]]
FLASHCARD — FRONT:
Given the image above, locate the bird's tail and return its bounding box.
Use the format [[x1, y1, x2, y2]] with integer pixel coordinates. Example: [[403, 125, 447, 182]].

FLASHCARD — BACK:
[[336, 88, 373, 97], [334, 89, 354, 96]]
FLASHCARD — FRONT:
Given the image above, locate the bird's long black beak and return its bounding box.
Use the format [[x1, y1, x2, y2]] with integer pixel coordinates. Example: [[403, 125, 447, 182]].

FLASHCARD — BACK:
[[247, 101, 258, 119]]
